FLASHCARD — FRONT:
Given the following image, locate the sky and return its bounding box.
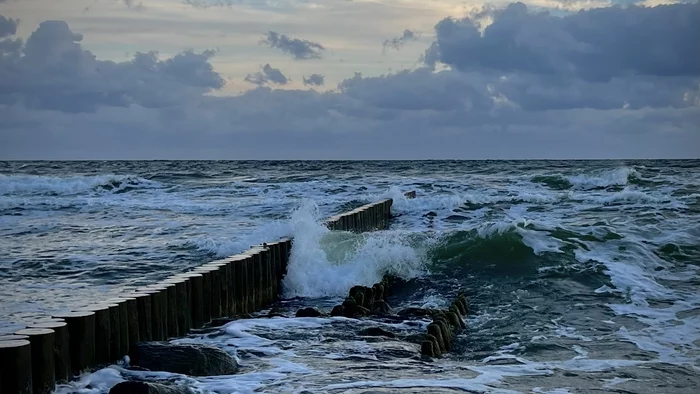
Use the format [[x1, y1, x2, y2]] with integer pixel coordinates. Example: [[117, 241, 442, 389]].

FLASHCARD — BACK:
[[0, 0, 698, 159]]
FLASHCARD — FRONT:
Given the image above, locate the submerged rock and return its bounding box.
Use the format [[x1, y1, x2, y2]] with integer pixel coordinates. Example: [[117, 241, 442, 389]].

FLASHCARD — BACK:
[[109, 381, 193, 394], [397, 307, 435, 317], [358, 327, 396, 338], [296, 307, 322, 318], [130, 342, 238, 376]]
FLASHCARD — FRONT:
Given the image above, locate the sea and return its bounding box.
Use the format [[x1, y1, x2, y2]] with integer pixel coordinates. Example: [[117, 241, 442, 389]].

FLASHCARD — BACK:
[[1, 160, 699, 393]]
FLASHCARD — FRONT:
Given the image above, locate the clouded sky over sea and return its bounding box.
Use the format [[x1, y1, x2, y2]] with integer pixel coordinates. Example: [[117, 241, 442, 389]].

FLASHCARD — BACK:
[[0, 0, 698, 159]]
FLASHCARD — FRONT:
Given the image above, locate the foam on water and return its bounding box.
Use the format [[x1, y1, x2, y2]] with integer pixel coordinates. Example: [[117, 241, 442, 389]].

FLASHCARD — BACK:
[[281, 199, 429, 298], [0, 174, 161, 196]]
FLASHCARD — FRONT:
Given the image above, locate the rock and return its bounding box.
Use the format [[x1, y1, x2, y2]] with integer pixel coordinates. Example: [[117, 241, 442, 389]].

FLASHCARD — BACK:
[[353, 292, 365, 308], [423, 211, 437, 217], [356, 306, 371, 316], [420, 341, 435, 358], [109, 381, 193, 394], [342, 297, 358, 318], [295, 308, 322, 318], [358, 327, 395, 338], [130, 342, 238, 376], [330, 305, 345, 317], [427, 324, 446, 353], [372, 300, 394, 316], [372, 284, 384, 301]]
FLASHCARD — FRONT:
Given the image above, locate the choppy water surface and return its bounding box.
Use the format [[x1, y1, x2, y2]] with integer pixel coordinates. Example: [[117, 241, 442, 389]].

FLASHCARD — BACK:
[[1, 160, 699, 393]]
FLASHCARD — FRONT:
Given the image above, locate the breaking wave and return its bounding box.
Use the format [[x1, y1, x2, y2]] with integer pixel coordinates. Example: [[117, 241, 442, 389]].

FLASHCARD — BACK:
[[0, 174, 162, 196]]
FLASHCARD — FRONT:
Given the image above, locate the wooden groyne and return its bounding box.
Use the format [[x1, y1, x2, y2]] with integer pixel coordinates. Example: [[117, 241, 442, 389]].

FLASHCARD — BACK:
[[0, 196, 403, 394]]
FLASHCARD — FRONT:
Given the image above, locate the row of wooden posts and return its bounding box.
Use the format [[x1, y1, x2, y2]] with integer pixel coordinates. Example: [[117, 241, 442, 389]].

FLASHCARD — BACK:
[[0, 198, 398, 394]]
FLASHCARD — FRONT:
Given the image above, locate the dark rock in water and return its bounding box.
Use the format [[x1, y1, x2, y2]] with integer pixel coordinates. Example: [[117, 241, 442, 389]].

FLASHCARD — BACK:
[[356, 305, 371, 317], [342, 297, 358, 318], [131, 342, 238, 376], [372, 284, 384, 301], [420, 340, 435, 358], [330, 305, 345, 317], [397, 307, 435, 317], [109, 381, 193, 394], [445, 215, 467, 222], [372, 300, 394, 316], [423, 211, 437, 217], [295, 308, 322, 318], [358, 327, 395, 338]]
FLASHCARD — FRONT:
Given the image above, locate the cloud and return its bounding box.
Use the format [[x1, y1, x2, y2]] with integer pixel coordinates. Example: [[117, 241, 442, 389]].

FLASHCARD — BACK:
[[261, 31, 325, 60], [0, 20, 224, 113], [0, 15, 19, 38], [424, 2, 700, 81], [1, 5, 699, 160], [382, 29, 419, 54], [244, 64, 290, 86], [303, 74, 324, 86]]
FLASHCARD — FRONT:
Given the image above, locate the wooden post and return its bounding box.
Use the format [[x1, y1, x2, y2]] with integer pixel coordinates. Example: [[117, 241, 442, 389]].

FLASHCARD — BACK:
[[131, 292, 153, 342], [191, 268, 213, 324], [200, 264, 223, 319], [0, 340, 33, 394], [15, 328, 55, 394], [77, 304, 112, 366], [29, 321, 70, 384], [244, 254, 256, 312], [53, 311, 95, 375], [163, 277, 190, 335], [249, 249, 263, 309], [201, 262, 226, 319], [141, 285, 171, 341], [225, 259, 238, 316], [123, 297, 139, 352], [178, 272, 205, 328], [268, 242, 280, 300], [232, 257, 248, 314], [105, 298, 129, 359], [259, 246, 271, 305]]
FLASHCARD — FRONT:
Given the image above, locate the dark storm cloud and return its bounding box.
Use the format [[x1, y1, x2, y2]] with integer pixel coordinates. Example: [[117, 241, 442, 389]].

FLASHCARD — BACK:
[[303, 74, 324, 86], [261, 31, 325, 60], [424, 2, 700, 81], [0, 15, 18, 38], [0, 20, 224, 112], [244, 64, 290, 86], [382, 29, 418, 54]]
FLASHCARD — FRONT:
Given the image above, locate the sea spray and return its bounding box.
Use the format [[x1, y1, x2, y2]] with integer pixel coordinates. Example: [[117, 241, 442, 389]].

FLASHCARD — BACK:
[[281, 199, 428, 298]]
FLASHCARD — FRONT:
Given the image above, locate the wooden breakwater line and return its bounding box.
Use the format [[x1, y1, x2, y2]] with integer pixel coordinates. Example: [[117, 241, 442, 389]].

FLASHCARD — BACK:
[[0, 197, 397, 394]]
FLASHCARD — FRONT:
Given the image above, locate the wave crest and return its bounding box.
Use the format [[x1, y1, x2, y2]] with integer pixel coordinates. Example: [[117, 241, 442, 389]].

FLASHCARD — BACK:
[[0, 174, 161, 196]]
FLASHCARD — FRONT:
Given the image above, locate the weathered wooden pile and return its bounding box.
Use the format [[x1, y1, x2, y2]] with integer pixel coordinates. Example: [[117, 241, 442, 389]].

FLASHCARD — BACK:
[[0, 195, 403, 394]]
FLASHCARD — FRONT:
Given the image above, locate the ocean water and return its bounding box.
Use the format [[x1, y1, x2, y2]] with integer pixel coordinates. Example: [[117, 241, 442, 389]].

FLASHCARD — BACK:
[[1, 160, 699, 393]]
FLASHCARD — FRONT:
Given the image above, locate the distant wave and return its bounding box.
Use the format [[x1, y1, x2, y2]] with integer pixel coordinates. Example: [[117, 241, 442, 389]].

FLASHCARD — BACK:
[[532, 167, 640, 190], [0, 174, 162, 196]]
